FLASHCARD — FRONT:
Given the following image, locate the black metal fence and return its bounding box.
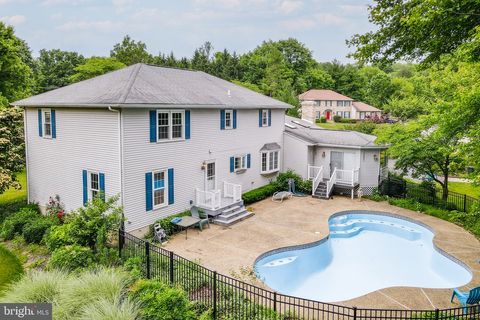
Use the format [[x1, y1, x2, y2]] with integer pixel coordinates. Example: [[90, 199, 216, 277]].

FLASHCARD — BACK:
[[379, 175, 480, 212], [119, 229, 479, 320]]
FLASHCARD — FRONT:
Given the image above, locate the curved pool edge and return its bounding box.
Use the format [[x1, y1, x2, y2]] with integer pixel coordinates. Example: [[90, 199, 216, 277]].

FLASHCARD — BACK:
[[253, 210, 473, 301]]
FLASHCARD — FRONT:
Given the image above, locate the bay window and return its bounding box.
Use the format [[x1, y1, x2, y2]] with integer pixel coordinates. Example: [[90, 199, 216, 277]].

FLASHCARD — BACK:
[[261, 150, 279, 174]]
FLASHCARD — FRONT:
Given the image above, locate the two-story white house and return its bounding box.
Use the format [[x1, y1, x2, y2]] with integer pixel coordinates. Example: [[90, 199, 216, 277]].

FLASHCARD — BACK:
[[299, 89, 382, 122], [14, 64, 290, 233]]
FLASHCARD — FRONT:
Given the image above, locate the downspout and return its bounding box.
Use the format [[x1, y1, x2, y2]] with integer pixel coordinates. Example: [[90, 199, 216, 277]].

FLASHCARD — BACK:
[[20, 106, 30, 204], [108, 106, 125, 230]]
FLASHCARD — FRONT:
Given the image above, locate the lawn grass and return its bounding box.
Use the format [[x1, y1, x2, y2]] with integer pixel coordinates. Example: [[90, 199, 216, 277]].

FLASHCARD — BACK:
[[0, 171, 27, 205], [317, 122, 349, 130], [0, 244, 23, 293], [447, 181, 480, 199]]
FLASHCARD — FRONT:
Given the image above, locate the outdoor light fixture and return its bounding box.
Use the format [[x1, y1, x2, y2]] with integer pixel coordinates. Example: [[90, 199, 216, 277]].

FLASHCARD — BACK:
[[322, 151, 326, 158], [374, 154, 379, 161]]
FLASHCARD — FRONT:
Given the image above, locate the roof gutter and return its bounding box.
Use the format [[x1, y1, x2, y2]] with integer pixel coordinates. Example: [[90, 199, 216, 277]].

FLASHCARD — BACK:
[[13, 103, 292, 109]]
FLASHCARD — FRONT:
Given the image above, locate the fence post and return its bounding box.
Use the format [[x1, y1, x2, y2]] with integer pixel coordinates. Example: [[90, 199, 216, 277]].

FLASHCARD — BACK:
[[353, 306, 357, 320], [435, 308, 439, 320], [463, 194, 467, 212], [169, 251, 174, 285], [145, 241, 150, 279], [273, 292, 277, 313], [118, 228, 123, 259], [386, 175, 390, 196], [431, 187, 436, 205], [213, 271, 217, 320]]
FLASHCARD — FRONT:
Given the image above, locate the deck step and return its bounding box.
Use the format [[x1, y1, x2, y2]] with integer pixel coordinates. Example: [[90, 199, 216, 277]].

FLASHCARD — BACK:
[[221, 205, 241, 215], [215, 208, 248, 221], [214, 211, 254, 226]]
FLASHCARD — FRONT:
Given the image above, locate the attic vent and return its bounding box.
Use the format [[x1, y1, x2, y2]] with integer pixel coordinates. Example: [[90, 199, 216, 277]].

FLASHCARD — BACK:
[[292, 120, 310, 128], [227, 90, 231, 97], [285, 123, 297, 129]]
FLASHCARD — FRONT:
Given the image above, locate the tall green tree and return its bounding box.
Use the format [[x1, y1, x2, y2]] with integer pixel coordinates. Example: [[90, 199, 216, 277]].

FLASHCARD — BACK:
[[348, 0, 480, 65], [0, 22, 33, 103], [110, 35, 152, 66], [35, 49, 85, 92], [69, 57, 125, 83], [0, 107, 25, 194]]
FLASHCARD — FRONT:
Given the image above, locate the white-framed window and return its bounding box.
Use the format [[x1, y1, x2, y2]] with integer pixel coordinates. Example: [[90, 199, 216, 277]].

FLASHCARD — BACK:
[[344, 111, 351, 118], [157, 110, 184, 141], [345, 101, 351, 107], [325, 100, 332, 107], [315, 111, 321, 119], [234, 155, 247, 171], [43, 108, 52, 138], [314, 100, 320, 106], [88, 171, 99, 200], [153, 169, 168, 208], [225, 110, 233, 129], [261, 150, 279, 174], [261, 109, 269, 127], [360, 112, 365, 119], [337, 101, 344, 107], [336, 111, 343, 117]]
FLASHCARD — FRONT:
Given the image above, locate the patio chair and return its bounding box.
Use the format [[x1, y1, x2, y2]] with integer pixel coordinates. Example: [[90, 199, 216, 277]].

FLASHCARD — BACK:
[[153, 223, 167, 244], [451, 286, 480, 314], [190, 206, 210, 231], [272, 191, 293, 202]]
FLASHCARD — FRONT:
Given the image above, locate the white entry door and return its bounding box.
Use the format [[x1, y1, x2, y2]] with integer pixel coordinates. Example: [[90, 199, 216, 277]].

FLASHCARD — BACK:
[[205, 161, 217, 191]]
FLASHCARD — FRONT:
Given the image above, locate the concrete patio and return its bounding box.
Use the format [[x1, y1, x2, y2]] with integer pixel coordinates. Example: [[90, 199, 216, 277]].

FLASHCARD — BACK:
[[162, 196, 480, 310]]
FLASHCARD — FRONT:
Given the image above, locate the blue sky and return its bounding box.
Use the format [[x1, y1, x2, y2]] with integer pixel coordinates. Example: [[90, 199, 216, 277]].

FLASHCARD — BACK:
[[0, 0, 375, 62]]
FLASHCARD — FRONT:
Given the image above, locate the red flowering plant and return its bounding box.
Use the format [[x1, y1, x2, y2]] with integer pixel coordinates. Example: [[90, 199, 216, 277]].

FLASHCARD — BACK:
[[46, 195, 66, 223]]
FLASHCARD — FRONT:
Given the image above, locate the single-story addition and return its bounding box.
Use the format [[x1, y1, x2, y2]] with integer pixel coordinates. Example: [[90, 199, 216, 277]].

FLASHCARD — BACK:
[[283, 116, 388, 198], [13, 63, 290, 234]]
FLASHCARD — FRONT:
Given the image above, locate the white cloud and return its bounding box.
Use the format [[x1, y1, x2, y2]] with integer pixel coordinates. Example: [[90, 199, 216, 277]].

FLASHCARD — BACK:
[[57, 20, 123, 32], [277, 0, 303, 14], [0, 15, 26, 26], [0, 0, 13, 5]]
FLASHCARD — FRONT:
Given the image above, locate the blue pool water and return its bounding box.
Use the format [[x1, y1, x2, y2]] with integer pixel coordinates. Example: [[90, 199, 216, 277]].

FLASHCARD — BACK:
[[255, 211, 472, 302]]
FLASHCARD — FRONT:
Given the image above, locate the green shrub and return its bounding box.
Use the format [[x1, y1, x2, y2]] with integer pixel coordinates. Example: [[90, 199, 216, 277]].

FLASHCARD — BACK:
[[354, 121, 376, 134], [48, 245, 95, 271], [242, 184, 277, 205], [44, 223, 77, 251], [1, 207, 40, 240], [149, 210, 190, 238], [123, 257, 144, 279], [0, 201, 35, 224], [273, 170, 311, 194], [319, 116, 327, 123], [131, 279, 195, 320], [333, 115, 341, 122], [22, 218, 55, 244], [340, 118, 357, 123]]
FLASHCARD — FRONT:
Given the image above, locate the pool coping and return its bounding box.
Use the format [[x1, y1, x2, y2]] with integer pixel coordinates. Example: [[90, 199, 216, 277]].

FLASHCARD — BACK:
[[253, 209, 473, 299]]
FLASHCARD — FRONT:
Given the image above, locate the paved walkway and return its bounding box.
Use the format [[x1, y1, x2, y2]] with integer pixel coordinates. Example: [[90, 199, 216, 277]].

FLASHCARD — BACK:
[[162, 196, 480, 310]]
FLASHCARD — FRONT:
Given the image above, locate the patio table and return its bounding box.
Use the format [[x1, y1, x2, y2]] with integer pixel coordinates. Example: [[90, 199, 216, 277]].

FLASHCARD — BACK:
[[172, 216, 200, 239]]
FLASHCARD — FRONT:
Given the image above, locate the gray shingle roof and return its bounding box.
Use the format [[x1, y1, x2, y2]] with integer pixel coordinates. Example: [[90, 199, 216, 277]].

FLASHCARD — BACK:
[[13, 64, 291, 109], [285, 116, 386, 149]]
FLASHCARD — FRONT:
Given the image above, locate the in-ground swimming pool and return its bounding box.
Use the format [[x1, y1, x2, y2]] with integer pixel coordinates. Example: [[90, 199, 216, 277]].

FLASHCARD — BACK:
[[255, 211, 472, 302]]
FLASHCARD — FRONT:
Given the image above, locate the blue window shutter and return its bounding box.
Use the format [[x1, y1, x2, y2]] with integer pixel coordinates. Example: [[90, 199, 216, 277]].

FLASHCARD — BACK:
[[51, 110, 56, 138], [220, 110, 225, 130], [145, 172, 153, 211], [258, 110, 262, 127], [168, 168, 174, 205], [185, 110, 191, 139], [268, 109, 272, 127], [247, 154, 251, 168], [38, 109, 43, 137], [82, 170, 88, 206], [149, 110, 156, 142], [230, 157, 234, 173], [99, 173, 105, 201], [233, 110, 237, 129]]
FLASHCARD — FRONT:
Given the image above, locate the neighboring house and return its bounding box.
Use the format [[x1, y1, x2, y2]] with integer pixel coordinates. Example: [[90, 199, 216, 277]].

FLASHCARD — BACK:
[[299, 89, 382, 122], [13, 63, 290, 234], [283, 116, 387, 198]]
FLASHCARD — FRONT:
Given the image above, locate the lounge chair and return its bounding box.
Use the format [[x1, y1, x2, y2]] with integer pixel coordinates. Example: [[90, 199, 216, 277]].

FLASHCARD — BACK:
[[451, 286, 480, 313], [272, 191, 293, 202], [190, 206, 210, 231]]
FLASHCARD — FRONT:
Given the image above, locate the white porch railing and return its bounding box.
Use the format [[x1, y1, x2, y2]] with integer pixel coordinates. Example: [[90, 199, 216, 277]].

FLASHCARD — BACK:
[[311, 166, 324, 195], [223, 181, 242, 202], [195, 188, 221, 210], [335, 169, 359, 186], [307, 165, 323, 180], [326, 168, 337, 197]]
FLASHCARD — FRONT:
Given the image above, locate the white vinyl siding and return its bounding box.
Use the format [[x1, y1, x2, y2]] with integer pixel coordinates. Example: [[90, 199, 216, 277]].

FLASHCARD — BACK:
[[121, 108, 285, 232], [25, 108, 121, 213]]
